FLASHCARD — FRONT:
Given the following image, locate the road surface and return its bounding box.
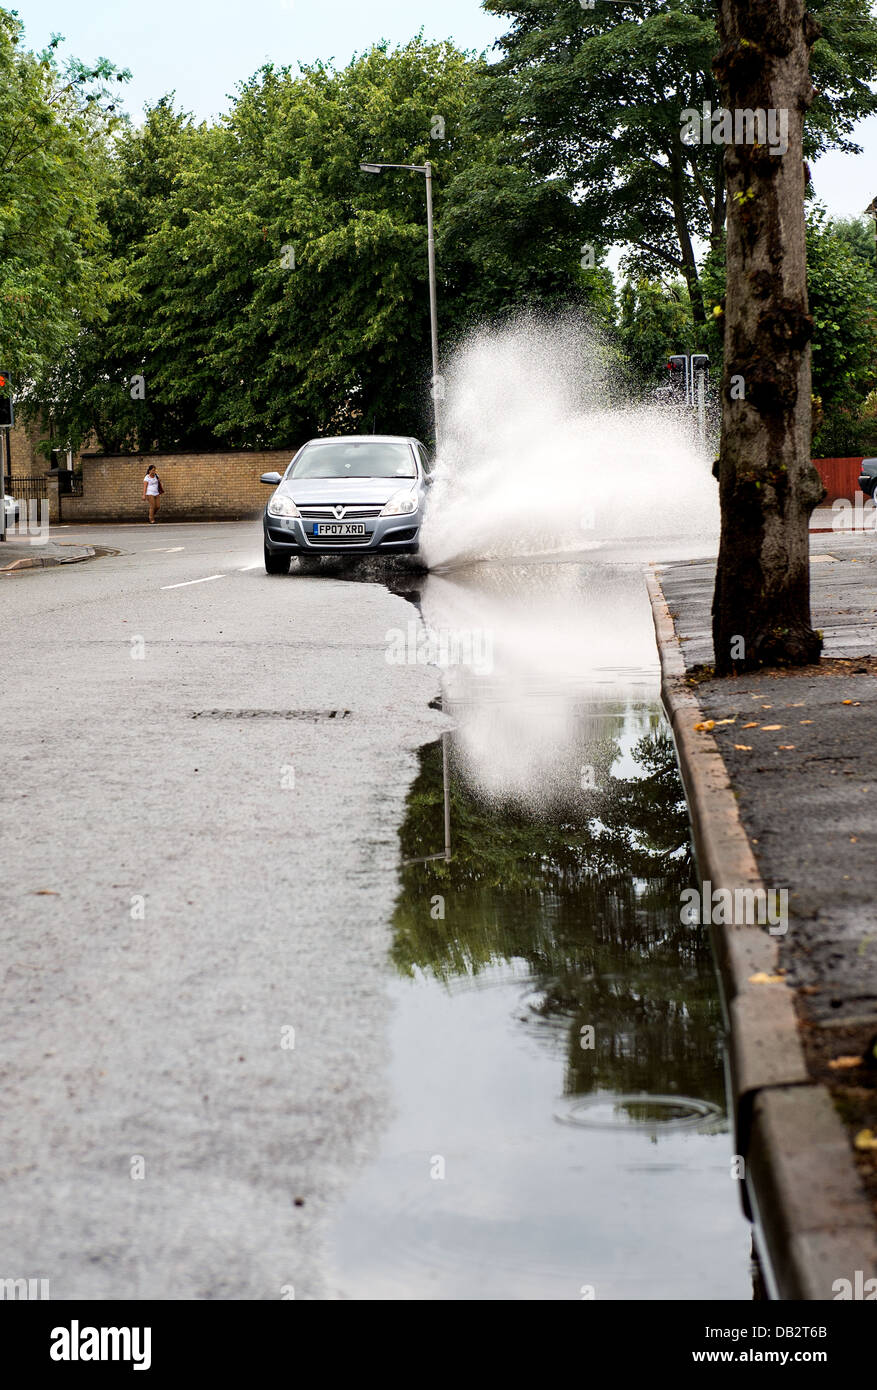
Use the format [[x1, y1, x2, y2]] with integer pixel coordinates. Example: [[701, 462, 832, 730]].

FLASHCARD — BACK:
[[1, 521, 443, 1299]]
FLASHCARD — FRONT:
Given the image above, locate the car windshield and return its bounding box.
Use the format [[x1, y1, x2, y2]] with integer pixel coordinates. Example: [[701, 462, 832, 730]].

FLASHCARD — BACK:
[[289, 441, 415, 480]]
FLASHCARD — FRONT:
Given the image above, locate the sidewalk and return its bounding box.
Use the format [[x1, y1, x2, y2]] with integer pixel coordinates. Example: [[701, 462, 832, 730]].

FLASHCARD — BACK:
[[650, 529, 877, 1299], [0, 536, 96, 571]]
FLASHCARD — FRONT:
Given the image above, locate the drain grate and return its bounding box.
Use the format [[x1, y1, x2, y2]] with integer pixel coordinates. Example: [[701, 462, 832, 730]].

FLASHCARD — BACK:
[[191, 709, 352, 721]]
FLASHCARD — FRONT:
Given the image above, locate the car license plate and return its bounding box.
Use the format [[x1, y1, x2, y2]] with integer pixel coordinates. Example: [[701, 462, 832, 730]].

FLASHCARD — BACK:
[[313, 522, 366, 537]]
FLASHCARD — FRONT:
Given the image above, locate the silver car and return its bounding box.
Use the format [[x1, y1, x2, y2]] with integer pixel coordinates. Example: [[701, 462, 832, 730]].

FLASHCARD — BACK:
[[261, 434, 432, 573]]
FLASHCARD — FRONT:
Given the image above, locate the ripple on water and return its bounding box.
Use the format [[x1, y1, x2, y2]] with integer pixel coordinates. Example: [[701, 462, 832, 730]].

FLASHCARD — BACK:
[[554, 1093, 723, 1134]]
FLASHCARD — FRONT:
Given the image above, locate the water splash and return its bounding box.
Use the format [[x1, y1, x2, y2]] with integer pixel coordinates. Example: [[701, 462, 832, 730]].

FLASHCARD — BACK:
[[419, 562, 661, 814], [421, 315, 718, 570]]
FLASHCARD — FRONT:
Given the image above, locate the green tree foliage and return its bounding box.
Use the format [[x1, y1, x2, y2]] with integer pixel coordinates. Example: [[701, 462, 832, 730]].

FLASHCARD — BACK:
[[699, 212, 877, 451], [807, 208, 877, 416], [0, 10, 129, 385], [482, 0, 877, 321], [33, 98, 201, 453], [34, 37, 599, 454], [831, 213, 877, 275], [618, 278, 694, 387], [437, 160, 615, 332]]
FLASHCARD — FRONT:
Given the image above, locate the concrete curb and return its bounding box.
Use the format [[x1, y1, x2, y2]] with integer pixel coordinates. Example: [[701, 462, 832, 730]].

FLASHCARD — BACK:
[[647, 564, 877, 1301], [0, 544, 96, 572]]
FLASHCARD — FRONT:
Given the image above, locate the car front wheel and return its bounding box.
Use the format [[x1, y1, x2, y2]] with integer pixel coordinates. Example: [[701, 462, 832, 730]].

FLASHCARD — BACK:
[[264, 544, 290, 575]]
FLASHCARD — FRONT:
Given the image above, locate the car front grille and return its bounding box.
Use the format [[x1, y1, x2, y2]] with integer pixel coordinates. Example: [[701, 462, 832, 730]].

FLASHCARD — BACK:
[[307, 533, 372, 546], [298, 504, 383, 519]]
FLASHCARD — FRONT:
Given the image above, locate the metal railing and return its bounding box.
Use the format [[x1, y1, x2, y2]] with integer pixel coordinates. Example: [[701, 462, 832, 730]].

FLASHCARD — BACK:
[[6, 474, 49, 502]]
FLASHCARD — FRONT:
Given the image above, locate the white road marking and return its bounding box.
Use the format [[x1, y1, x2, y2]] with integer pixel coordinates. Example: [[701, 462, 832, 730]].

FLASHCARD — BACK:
[[161, 574, 226, 590], [148, 545, 186, 552], [238, 563, 262, 571]]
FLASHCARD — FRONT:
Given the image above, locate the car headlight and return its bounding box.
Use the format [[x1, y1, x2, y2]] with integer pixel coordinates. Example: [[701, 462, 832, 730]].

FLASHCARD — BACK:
[[267, 493, 300, 518], [380, 490, 418, 517]]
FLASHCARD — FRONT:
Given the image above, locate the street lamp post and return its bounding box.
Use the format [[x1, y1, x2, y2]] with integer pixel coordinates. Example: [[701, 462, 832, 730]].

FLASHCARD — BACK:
[[360, 160, 441, 451]]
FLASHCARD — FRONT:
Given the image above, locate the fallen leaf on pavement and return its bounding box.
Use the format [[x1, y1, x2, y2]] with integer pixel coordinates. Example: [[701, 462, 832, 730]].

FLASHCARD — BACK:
[[693, 720, 715, 731], [748, 972, 786, 985], [761, 724, 783, 731], [742, 722, 758, 729], [778, 745, 796, 750], [828, 1056, 863, 1070], [734, 744, 752, 751], [854, 1129, 877, 1151], [32, 889, 60, 896]]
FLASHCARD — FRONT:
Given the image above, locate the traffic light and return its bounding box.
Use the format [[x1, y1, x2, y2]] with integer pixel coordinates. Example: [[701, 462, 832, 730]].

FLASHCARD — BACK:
[[666, 355, 689, 404], [690, 353, 709, 381], [0, 370, 13, 428]]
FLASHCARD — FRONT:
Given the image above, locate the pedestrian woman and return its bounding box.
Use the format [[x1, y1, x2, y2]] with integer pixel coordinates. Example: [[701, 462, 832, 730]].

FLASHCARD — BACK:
[[142, 464, 163, 523]]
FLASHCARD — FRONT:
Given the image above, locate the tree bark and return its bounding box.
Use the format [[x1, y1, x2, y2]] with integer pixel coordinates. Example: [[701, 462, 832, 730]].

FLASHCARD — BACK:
[[712, 0, 825, 674]]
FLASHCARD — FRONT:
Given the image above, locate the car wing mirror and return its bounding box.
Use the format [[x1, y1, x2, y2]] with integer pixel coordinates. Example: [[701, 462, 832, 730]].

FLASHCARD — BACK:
[[260, 471, 282, 485]]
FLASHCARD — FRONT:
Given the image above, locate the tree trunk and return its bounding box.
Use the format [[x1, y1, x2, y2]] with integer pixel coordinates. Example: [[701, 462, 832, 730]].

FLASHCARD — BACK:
[[711, 0, 825, 674], [669, 160, 706, 324]]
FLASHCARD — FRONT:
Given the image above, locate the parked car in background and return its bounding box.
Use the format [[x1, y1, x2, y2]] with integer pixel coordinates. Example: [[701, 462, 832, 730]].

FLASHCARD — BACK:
[[261, 435, 432, 574], [858, 457, 877, 501]]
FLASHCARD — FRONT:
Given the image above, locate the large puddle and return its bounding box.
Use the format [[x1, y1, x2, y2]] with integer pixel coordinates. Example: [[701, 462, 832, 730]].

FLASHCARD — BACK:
[[329, 559, 752, 1299]]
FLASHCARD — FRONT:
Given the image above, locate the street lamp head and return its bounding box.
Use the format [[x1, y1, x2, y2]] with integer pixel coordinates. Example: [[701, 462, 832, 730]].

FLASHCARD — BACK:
[[360, 163, 383, 174]]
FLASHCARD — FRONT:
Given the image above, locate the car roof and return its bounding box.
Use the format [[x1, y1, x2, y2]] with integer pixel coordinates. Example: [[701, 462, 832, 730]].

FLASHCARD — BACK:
[[303, 434, 417, 445]]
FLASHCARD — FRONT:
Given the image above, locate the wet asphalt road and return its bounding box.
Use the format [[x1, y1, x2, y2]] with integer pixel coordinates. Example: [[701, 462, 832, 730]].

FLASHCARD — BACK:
[[0, 521, 443, 1298]]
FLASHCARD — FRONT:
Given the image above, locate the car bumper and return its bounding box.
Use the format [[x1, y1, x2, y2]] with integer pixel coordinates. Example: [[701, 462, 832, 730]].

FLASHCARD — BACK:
[[264, 512, 421, 555]]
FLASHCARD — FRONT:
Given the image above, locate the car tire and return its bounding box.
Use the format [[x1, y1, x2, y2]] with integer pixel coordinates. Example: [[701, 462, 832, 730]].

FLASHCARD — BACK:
[[264, 544, 290, 575]]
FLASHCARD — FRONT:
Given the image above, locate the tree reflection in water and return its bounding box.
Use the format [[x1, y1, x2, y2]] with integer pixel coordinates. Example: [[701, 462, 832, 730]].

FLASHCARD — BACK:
[[392, 714, 727, 1115]]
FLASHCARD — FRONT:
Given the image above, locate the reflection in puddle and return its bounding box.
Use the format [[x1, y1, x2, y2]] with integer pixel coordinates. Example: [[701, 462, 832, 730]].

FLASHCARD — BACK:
[[329, 562, 751, 1300], [555, 1094, 724, 1133]]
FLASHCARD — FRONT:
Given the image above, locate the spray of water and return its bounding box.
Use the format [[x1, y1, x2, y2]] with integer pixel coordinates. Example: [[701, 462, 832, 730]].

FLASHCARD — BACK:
[[420, 315, 719, 570]]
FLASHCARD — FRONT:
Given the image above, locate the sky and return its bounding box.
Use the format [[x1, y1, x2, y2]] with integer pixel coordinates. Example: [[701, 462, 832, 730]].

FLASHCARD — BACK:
[[15, 0, 877, 227]]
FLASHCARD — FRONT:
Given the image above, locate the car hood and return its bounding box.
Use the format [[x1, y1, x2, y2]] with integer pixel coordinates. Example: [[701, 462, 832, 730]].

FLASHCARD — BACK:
[[284, 477, 416, 506]]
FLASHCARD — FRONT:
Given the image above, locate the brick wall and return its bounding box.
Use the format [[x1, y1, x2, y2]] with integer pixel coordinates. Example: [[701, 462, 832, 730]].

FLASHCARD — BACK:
[[7, 417, 48, 475], [60, 449, 298, 523]]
